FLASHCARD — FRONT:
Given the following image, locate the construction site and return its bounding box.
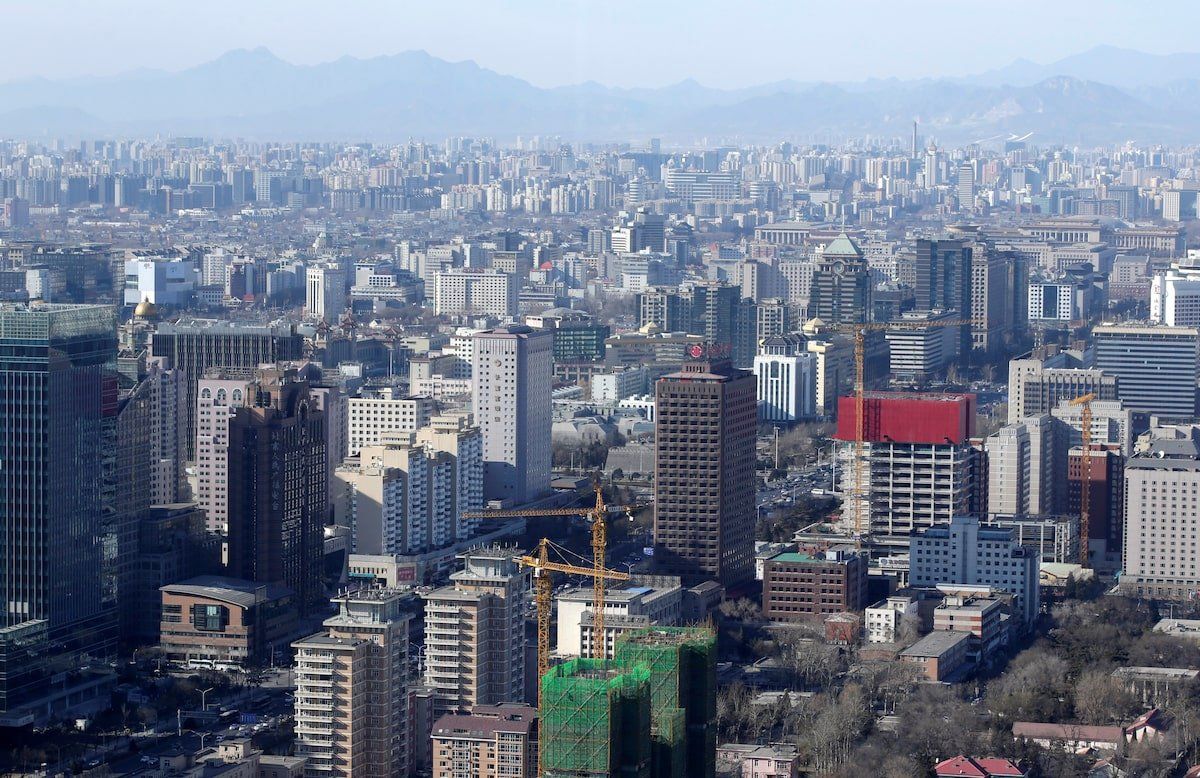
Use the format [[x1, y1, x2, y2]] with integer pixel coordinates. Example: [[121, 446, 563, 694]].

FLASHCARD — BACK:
[[539, 626, 717, 778]]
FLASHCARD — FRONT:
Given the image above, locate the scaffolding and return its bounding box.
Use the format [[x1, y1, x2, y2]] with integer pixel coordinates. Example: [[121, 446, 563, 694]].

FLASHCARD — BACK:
[[613, 626, 718, 778], [540, 658, 652, 778]]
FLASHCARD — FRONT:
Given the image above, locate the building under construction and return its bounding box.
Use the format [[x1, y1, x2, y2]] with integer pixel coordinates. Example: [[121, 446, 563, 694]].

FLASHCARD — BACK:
[[540, 658, 653, 778], [615, 627, 717, 778], [539, 626, 717, 778]]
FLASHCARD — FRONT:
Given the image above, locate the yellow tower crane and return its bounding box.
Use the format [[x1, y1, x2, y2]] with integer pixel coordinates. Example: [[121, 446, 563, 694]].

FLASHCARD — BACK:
[[837, 318, 982, 540], [461, 485, 646, 666], [1069, 392, 1097, 568]]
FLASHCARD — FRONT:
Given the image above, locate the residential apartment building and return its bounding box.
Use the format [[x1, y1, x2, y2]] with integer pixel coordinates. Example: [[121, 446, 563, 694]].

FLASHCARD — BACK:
[[347, 390, 433, 455], [435, 268, 519, 317], [430, 704, 537, 778], [294, 588, 413, 778], [422, 547, 528, 717]]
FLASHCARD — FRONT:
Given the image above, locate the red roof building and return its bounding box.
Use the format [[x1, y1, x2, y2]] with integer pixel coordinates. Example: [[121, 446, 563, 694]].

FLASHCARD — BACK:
[[934, 755, 1028, 777]]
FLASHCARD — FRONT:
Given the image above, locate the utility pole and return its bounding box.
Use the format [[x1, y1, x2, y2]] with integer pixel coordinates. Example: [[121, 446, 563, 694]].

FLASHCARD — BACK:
[[774, 426, 780, 471]]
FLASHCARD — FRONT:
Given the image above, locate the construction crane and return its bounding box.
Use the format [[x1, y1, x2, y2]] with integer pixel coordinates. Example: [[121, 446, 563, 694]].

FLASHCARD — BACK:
[[461, 485, 646, 662], [836, 318, 982, 540], [1069, 392, 1097, 568]]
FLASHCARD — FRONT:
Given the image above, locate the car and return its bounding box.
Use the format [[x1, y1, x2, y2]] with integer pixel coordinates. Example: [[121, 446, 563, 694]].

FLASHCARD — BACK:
[[87, 759, 101, 768]]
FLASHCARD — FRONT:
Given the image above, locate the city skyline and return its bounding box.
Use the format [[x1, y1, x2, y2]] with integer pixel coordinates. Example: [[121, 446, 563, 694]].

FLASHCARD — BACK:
[[3, 0, 1200, 88]]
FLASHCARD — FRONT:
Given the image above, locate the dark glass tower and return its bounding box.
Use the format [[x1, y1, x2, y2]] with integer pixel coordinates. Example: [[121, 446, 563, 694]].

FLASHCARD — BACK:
[[0, 303, 118, 719]]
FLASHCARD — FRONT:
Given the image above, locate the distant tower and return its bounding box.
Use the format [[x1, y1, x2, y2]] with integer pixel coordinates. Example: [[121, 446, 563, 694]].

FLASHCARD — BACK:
[[911, 120, 920, 159]]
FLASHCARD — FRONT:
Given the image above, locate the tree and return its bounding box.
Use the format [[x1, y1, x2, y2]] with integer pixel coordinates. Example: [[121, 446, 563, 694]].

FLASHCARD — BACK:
[[987, 648, 1072, 722], [1074, 670, 1137, 724]]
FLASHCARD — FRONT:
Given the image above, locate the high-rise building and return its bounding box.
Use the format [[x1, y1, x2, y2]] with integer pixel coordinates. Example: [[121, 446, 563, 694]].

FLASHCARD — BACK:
[[430, 704, 538, 778], [434, 268, 519, 317], [151, 319, 305, 458], [809, 234, 872, 325], [422, 547, 528, 717], [836, 394, 981, 549], [653, 359, 756, 587], [910, 516, 1040, 626], [195, 375, 255, 533], [914, 238, 972, 357], [554, 576, 683, 659], [1093, 323, 1200, 418], [1007, 356, 1119, 423], [294, 588, 413, 778], [985, 415, 1060, 518], [1121, 434, 1200, 599], [226, 368, 328, 611], [306, 264, 346, 322], [1150, 260, 1200, 327], [0, 303, 118, 720], [347, 390, 433, 455], [415, 413, 486, 541], [473, 326, 553, 504], [753, 334, 816, 423]]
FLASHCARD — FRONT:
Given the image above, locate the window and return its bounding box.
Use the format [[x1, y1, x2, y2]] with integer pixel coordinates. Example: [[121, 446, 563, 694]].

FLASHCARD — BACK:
[[192, 603, 228, 632]]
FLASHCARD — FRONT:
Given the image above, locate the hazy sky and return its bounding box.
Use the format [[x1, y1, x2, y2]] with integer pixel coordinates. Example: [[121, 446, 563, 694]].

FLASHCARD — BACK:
[[5, 0, 1200, 88]]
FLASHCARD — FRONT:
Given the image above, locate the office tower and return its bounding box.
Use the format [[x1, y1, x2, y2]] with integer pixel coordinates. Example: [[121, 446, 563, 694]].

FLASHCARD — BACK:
[[1007, 356, 1119, 423], [306, 264, 346, 322], [415, 413, 485, 541], [653, 359, 756, 587], [753, 334, 816, 423], [956, 162, 976, 207], [755, 298, 791, 341], [689, 282, 757, 368], [226, 368, 327, 612], [540, 659, 652, 778], [0, 304, 117, 720], [914, 238, 972, 357], [1093, 323, 1200, 418], [809, 234, 872, 324], [637, 288, 689, 332], [985, 415, 1060, 517], [294, 588, 413, 778], [969, 243, 1011, 355], [151, 319, 305, 458], [910, 516, 1040, 626], [473, 326, 552, 504], [1150, 260, 1200, 326], [422, 547, 527, 717], [1120, 435, 1200, 599], [633, 207, 666, 253], [430, 704, 538, 778], [347, 390, 432, 455], [434, 268, 519, 317], [195, 375, 255, 532], [884, 310, 963, 381], [836, 394, 980, 549]]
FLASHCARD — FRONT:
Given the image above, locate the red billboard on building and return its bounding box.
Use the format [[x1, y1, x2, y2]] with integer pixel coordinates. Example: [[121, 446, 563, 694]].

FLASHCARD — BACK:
[[835, 393, 976, 445]]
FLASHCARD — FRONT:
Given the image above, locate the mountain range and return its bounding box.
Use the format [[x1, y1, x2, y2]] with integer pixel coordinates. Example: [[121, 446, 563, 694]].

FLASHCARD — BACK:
[[3, 45, 1200, 144]]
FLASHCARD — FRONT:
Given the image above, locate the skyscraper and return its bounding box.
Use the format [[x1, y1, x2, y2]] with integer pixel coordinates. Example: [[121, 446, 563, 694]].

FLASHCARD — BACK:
[[226, 368, 328, 611], [151, 319, 305, 458], [653, 359, 756, 587], [809, 234, 872, 325], [914, 238, 973, 358], [473, 326, 552, 504], [0, 303, 118, 719], [1093, 323, 1200, 418]]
